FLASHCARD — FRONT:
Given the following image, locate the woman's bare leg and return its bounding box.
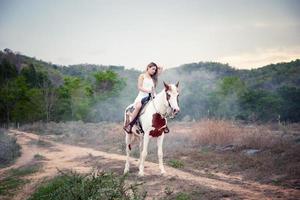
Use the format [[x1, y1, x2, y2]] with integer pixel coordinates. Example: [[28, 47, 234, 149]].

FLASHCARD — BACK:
[[131, 102, 142, 121], [124, 101, 142, 133]]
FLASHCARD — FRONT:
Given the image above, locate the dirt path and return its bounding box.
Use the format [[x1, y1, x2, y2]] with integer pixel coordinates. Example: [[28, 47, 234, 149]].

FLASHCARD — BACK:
[[1, 130, 299, 200]]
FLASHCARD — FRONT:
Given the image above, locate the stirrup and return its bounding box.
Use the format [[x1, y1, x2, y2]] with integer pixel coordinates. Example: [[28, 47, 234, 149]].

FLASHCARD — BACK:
[[164, 126, 170, 133]]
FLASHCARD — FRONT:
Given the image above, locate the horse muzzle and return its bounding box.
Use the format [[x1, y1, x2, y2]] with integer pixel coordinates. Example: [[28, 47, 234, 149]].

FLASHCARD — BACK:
[[172, 108, 180, 115]]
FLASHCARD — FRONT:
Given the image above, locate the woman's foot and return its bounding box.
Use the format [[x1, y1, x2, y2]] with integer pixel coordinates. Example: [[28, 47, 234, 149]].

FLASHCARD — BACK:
[[123, 124, 132, 133], [164, 126, 170, 133]]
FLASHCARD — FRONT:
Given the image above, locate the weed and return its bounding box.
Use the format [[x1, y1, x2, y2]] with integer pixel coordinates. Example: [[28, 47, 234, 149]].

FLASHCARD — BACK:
[[168, 159, 184, 168], [0, 164, 40, 197], [28, 170, 146, 200], [0, 129, 21, 168], [34, 154, 47, 161], [174, 192, 191, 200], [164, 186, 174, 196]]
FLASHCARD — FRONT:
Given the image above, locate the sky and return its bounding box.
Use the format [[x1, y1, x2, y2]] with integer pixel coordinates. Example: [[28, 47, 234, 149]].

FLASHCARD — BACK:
[[0, 0, 299, 70]]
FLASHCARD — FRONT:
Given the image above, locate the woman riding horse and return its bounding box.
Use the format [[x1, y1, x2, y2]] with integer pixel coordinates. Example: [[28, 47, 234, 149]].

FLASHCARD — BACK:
[[123, 62, 163, 133]]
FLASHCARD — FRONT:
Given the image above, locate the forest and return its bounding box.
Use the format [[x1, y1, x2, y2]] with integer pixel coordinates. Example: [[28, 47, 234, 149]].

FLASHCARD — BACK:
[[1, 48, 300, 127]]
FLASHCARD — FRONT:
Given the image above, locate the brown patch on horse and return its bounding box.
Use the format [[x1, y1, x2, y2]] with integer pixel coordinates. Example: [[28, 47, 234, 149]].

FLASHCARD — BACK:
[[128, 144, 131, 150], [164, 81, 171, 92], [149, 113, 168, 137]]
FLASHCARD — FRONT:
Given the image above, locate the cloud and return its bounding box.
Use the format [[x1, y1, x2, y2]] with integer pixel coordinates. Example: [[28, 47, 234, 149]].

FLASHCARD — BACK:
[[218, 46, 300, 69]]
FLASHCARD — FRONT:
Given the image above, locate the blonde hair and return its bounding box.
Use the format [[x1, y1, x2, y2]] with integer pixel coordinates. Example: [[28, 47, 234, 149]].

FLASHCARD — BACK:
[[146, 62, 158, 87]]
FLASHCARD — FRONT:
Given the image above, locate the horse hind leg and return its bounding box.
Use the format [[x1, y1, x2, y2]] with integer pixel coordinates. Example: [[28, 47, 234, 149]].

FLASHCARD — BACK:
[[137, 136, 143, 167], [124, 133, 132, 174]]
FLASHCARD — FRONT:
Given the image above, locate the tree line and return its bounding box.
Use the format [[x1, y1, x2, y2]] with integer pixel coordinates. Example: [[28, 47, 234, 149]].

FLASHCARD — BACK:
[[194, 76, 300, 122], [1, 49, 299, 126], [0, 54, 125, 127], [161, 60, 300, 123]]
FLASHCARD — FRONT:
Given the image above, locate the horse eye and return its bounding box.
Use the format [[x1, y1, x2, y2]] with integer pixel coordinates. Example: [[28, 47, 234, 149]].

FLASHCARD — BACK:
[[167, 93, 170, 99]]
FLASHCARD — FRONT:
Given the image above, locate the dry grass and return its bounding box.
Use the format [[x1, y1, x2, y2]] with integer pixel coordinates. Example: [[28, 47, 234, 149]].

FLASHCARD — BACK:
[[20, 121, 125, 154], [0, 129, 21, 168], [185, 119, 293, 152], [188, 119, 240, 146], [166, 119, 300, 187]]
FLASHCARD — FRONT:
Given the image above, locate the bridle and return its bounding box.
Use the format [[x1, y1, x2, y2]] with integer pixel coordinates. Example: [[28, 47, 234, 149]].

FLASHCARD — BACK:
[[151, 89, 178, 118]]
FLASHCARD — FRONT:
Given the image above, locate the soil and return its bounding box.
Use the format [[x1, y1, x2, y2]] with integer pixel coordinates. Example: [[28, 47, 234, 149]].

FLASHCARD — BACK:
[[1, 130, 299, 200]]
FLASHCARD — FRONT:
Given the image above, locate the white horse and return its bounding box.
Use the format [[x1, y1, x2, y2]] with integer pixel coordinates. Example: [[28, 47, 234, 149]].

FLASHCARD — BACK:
[[123, 81, 180, 176]]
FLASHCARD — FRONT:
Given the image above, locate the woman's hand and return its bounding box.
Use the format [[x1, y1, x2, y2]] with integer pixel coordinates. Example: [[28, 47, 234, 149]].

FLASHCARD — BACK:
[[157, 65, 163, 75]]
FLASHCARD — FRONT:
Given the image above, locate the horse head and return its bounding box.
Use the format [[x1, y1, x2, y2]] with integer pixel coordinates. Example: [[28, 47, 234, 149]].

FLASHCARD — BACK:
[[163, 81, 180, 117]]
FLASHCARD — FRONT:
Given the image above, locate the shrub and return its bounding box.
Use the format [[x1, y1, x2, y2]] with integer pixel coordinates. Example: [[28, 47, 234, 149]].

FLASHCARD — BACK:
[[168, 159, 184, 168], [174, 192, 191, 200], [29, 170, 146, 200], [0, 129, 21, 167]]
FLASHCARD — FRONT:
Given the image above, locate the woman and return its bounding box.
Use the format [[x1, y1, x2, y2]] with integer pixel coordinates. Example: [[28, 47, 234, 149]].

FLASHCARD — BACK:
[[123, 62, 163, 133]]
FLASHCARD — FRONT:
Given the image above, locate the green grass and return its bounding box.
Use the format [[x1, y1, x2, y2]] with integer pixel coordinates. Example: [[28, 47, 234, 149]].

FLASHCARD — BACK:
[[0, 176, 27, 196], [0, 164, 40, 197], [34, 154, 47, 161], [174, 192, 191, 200], [163, 191, 194, 200], [9, 164, 40, 177], [29, 170, 146, 200], [167, 159, 184, 168]]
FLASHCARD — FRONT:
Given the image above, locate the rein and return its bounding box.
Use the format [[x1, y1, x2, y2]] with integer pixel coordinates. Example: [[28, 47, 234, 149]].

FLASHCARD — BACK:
[[150, 90, 173, 118]]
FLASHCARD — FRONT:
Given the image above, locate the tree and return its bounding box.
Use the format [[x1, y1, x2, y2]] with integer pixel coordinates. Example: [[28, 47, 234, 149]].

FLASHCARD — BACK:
[[93, 70, 125, 96], [212, 77, 247, 119], [0, 59, 18, 85], [41, 78, 57, 122], [239, 89, 281, 122], [55, 76, 92, 121], [0, 77, 28, 127], [277, 86, 300, 122]]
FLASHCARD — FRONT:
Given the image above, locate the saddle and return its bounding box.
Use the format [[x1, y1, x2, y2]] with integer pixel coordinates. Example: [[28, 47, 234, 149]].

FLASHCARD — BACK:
[[126, 101, 150, 135], [126, 100, 169, 135]]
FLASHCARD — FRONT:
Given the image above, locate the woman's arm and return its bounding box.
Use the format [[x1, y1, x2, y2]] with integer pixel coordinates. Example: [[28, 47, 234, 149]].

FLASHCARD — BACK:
[[137, 74, 152, 93], [157, 65, 163, 76]]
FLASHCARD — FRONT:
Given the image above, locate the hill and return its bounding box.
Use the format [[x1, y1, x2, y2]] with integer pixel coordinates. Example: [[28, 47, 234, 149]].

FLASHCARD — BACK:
[[1, 48, 299, 125]]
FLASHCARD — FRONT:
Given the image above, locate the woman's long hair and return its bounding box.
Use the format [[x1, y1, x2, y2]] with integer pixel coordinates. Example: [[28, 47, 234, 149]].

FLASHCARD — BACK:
[[147, 62, 158, 88]]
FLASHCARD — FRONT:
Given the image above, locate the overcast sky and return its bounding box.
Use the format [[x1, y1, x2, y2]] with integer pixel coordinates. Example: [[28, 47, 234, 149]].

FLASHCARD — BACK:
[[0, 0, 299, 70]]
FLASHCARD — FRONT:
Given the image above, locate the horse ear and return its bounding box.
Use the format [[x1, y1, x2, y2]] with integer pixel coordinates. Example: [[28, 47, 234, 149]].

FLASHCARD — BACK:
[[176, 81, 179, 88], [163, 81, 170, 91]]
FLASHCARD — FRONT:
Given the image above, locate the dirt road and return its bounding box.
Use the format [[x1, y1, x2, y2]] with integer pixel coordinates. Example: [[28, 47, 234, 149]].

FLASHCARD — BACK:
[[1, 130, 299, 200]]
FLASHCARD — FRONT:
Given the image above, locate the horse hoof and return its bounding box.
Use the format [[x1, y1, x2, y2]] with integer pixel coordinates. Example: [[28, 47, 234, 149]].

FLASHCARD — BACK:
[[124, 168, 129, 174], [160, 170, 166, 175], [138, 171, 144, 177]]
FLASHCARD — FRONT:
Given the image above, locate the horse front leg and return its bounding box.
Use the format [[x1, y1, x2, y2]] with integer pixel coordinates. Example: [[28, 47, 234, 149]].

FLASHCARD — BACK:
[[157, 133, 166, 174], [138, 133, 149, 176]]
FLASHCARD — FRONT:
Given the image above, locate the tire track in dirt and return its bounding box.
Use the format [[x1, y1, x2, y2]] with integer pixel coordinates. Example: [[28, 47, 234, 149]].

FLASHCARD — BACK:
[[2, 130, 299, 200]]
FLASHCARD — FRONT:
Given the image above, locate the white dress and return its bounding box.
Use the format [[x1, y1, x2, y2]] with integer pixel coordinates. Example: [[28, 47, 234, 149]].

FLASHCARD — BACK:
[[134, 75, 155, 104]]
